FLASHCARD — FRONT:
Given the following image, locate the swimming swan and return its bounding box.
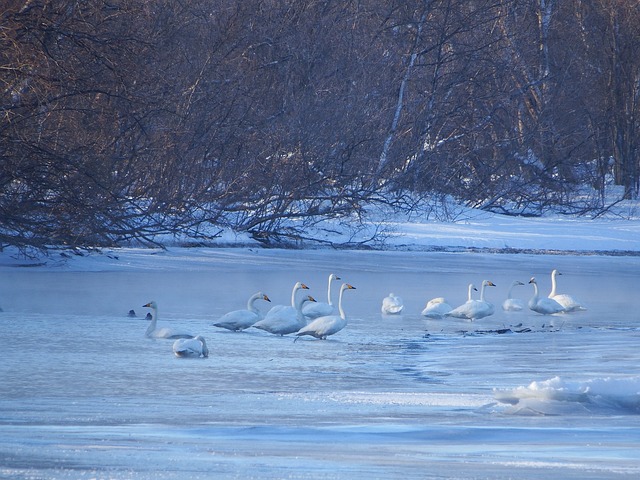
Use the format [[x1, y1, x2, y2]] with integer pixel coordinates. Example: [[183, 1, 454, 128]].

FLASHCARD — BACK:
[[143, 301, 194, 339], [421, 297, 452, 318], [213, 292, 271, 331], [528, 277, 564, 315], [173, 335, 209, 358], [381, 293, 404, 314], [252, 282, 310, 335], [502, 281, 526, 311], [303, 273, 341, 319], [445, 281, 496, 320], [296, 283, 356, 340], [549, 269, 586, 312]]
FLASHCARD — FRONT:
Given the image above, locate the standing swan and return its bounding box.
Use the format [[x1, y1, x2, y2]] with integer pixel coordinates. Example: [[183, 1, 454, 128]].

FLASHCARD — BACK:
[[252, 282, 310, 335], [173, 335, 209, 358], [444, 284, 477, 318], [445, 281, 496, 320], [549, 269, 586, 311], [213, 292, 271, 331], [296, 284, 356, 340], [502, 281, 526, 311], [528, 277, 565, 315], [303, 273, 341, 319], [381, 293, 404, 314], [143, 301, 194, 339]]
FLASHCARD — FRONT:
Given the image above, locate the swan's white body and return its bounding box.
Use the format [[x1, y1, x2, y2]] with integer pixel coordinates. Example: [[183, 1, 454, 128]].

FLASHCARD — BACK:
[[443, 284, 477, 318], [549, 269, 586, 311], [303, 273, 340, 319], [173, 335, 209, 358], [253, 282, 310, 335], [421, 297, 452, 318], [143, 301, 193, 339], [213, 292, 271, 331], [296, 284, 356, 340], [528, 277, 565, 315], [381, 293, 404, 314], [502, 280, 526, 311], [445, 281, 496, 320]]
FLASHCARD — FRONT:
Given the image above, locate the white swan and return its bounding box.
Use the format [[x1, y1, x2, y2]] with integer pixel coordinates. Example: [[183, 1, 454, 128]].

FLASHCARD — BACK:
[[445, 280, 496, 320], [502, 281, 526, 311], [443, 283, 477, 318], [303, 273, 341, 319], [213, 292, 271, 331], [143, 301, 194, 339], [421, 297, 452, 318], [252, 282, 310, 335], [381, 293, 403, 314], [549, 269, 586, 311], [528, 277, 565, 315], [172, 335, 209, 358], [296, 283, 356, 340]]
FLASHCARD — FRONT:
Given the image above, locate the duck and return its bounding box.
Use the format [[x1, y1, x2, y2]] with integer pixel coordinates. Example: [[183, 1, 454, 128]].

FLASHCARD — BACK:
[[421, 297, 453, 318], [381, 293, 404, 314], [549, 269, 586, 311], [296, 284, 356, 340], [445, 280, 496, 320], [502, 281, 526, 311], [528, 277, 565, 315], [142, 301, 194, 339], [172, 335, 209, 358], [303, 273, 341, 319], [252, 282, 310, 335], [213, 292, 271, 331]]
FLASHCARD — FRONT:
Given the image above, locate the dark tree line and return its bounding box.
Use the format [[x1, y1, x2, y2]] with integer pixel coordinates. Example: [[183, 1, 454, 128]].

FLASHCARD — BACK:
[[1, 0, 639, 252]]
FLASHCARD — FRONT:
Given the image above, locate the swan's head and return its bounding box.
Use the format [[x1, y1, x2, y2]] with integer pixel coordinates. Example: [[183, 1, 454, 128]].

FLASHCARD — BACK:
[[343, 283, 356, 291], [295, 282, 309, 290], [512, 280, 525, 286], [552, 269, 562, 277], [469, 284, 478, 292], [529, 277, 537, 285], [483, 280, 496, 287], [304, 295, 316, 303], [143, 301, 158, 309], [262, 294, 271, 302], [330, 274, 341, 281]]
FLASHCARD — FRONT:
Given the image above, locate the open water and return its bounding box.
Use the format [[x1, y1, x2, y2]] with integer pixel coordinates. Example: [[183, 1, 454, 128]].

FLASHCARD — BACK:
[[1, 249, 639, 479]]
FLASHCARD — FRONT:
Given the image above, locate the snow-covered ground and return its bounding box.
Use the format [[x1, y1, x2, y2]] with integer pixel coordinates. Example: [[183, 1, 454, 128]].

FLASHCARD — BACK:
[[1, 208, 640, 479]]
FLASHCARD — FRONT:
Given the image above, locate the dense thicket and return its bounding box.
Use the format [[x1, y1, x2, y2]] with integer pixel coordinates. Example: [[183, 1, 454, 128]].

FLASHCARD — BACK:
[[2, 0, 639, 251]]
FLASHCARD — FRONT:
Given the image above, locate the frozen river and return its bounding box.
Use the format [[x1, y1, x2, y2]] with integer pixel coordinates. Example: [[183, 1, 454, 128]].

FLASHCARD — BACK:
[[1, 248, 639, 479]]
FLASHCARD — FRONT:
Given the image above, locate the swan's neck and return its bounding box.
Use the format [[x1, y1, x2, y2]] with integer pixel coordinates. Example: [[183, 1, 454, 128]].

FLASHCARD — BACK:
[[467, 285, 474, 301], [327, 276, 335, 305], [507, 285, 515, 299], [247, 293, 260, 313], [291, 285, 299, 307], [550, 271, 558, 297], [532, 282, 539, 299], [480, 283, 487, 302], [145, 307, 157, 337], [294, 294, 306, 319], [337, 286, 346, 319]]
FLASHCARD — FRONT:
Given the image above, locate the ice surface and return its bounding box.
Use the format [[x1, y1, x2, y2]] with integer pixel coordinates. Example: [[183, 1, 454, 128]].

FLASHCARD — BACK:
[[1, 249, 640, 479]]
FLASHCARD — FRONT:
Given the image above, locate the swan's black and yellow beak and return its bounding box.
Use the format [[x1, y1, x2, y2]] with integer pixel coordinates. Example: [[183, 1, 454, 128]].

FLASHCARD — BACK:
[[487, 281, 496, 287], [346, 284, 356, 290], [300, 283, 309, 289], [263, 294, 271, 302]]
